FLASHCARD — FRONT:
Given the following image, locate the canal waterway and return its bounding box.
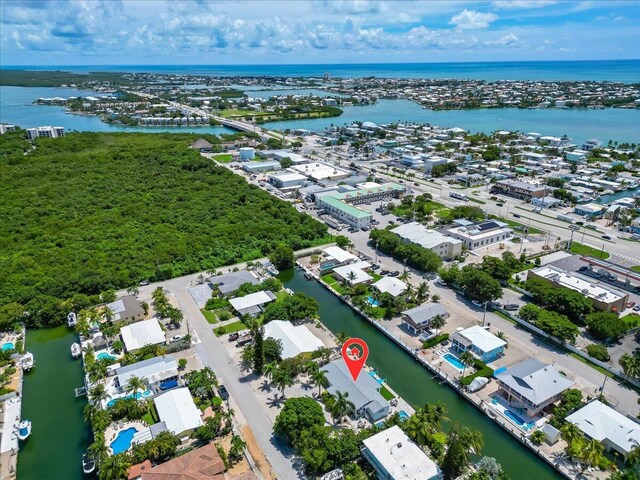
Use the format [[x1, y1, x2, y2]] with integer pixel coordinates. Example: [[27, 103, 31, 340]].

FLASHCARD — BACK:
[[279, 268, 562, 480], [17, 326, 90, 480], [594, 186, 640, 205], [2, 86, 639, 146]]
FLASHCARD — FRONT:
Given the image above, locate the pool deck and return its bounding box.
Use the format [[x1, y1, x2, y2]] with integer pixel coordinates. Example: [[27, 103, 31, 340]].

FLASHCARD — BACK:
[[105, 420, 148, 454]]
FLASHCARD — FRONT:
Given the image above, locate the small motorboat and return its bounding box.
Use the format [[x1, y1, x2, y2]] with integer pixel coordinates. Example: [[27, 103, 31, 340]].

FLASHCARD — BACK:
[[21, 352, 34, 371], [71, 342, 82, 358], [67, 312, 77, 327], [17, 419, 31, 440], [82, 453, 96, 474], [303, 271, 313, 280]]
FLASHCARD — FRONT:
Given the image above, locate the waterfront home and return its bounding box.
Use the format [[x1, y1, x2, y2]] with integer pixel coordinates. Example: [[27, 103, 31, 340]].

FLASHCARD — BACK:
[[321, 246, 358, 271], [565, 150, 588, 163], [153, 388, 203, 437], [574, 203, 606, 219], [324, 359, 390, 422], [263, 320, 324, 359], [120, 319, 165, 353], [391, 222, 463, 260], [495, 358, 574, 417], [372, 277, 408, 298], [362, 425, 441, 480], [127, 460, 152, 479], [566, 400, 640, 459], [104, 295, 146, 323], [401, 303, 448, 335], [332, 261, 373, 285], [451, 326, 506, 362], [228, 290, 276, 317], [208, 270, 260, 296], [114, 356, 179, 394], [527, 266, 628, 313]]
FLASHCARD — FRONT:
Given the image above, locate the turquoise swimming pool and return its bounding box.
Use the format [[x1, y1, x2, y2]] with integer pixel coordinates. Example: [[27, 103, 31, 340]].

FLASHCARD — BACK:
[[110, 427, 138, 454], [96, 352, 116, 361], [366, 296, 381, 307], [1, 342, 14, 351], [443, 353, 465, 370], [106, 390, 152, 407]]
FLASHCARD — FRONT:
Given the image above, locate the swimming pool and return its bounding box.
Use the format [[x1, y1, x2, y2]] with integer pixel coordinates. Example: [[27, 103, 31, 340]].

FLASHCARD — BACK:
[[106, 390, 152, 407], [366, 296, 381, 307], [443, 353, 465, 370], [110, 427, 138, 455], [1, 342, 14, 351], [398, 410, 409, 421], [503, 409, 535, 430], [96, 352, 116, 361]]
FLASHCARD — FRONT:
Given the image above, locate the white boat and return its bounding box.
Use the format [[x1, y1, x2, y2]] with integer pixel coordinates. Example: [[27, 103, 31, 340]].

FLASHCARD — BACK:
[[82, 453, 96, 474], [67, 312, 77, 327], [17, 419, 31, 440], [71, 342, 82, 358], [21, 352, 34, 371]]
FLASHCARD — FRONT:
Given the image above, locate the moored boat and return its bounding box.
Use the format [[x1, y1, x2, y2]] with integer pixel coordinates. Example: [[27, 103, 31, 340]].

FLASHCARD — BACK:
[[67, 312, 77, 327], [17, 419, 32, 440], [21, 352, 34, 371], [71, 342, 82, 358], [82, 453, 96, 474]]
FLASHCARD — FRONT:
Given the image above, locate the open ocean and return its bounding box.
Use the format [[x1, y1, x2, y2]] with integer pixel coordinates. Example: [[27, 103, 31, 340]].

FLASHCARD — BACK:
[[2, 59, 640, 82]]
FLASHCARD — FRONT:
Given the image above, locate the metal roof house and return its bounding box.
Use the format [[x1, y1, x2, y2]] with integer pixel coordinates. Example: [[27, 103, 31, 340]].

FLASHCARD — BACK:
[[451, 325, 506, 362], [362, 426, 441, 480], [567, 400, 640, 458], [401, 303, 448, 335], [104, 295, 145, 323], [228, 290, 276, 317], [153, 388, 203, 437], [114, 356, 179, 392], [209, 270, 260, 296], [263, 320, 325, 359], [120, 318, 166, 352], [495, 358, 574, 417], [324, 359, 390, 422]]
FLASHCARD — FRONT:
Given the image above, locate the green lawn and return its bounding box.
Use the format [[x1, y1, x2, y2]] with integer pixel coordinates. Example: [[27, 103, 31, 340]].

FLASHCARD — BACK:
[[142, 402, 159, 425], [213, 153, 233, 163], [491, 216, 542, 234], [622, 314, 640, 330], [370, 272, 383, 282], [570, 242, 610, 259], [631, 266, 640, 273], [468, 196, 486, 205], [379, 385, 395, 400], [320, 274, 347, 294], [214, 321, 247, 336], [200, 309, 218, 324]]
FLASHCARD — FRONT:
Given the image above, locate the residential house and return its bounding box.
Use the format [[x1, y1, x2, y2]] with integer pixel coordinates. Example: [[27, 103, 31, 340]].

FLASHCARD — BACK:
[[263, 320, 324, 359], [120, 319, 165, 353], [451, 326, 506, 362], [372, 277, 408, 298], [495, 358, 574, 417], [209, 270, 260, 296], [153, 388, 203, 437], [228, 290, 277, 317], [104, 295, 145, 323], [114, 356, 179, 394], [332, 261, 373, 285], [401, 303, 448, 335]]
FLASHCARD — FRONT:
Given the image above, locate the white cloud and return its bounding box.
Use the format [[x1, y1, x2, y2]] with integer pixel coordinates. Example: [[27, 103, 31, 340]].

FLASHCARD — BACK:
[[449, 9, 498, 29]]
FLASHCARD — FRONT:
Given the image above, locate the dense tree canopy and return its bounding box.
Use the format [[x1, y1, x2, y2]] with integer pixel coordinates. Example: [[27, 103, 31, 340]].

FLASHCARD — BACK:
[[369, 228, 442, 273], [526, 279, 593, 323], [0, 132, 327, 327]]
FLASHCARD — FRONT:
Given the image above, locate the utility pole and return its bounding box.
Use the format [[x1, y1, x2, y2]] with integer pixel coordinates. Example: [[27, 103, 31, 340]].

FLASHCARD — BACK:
[[482, 301, 488, 326]]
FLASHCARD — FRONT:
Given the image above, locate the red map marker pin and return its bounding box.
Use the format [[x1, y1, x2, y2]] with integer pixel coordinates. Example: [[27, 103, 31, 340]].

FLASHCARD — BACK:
[[341, 338, 369, 382]]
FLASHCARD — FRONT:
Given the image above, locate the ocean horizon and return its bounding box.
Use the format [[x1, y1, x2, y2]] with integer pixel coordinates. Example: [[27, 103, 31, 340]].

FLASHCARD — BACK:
[[2, 59, 639, 82]]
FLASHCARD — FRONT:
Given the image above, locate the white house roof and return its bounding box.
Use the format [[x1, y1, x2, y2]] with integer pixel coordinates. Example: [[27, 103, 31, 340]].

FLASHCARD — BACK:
[[229, 290, 275, 312], [567, 400, 640, 455], [391, 222, 462, 250], [373, 277, 408, 298], [452, 325, 506, 354], [263, 320, 324, 359], [115, 356, 177, 387], [323, 246, 358, 264], [362, 426, 440, 480], [333, 261, 372, 285], [154, 388, 203, 435], [120, 319, 165, 352]]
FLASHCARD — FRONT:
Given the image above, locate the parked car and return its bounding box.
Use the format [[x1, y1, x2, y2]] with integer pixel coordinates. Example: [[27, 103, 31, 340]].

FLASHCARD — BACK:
[[628, 301, 637, 309], [169, 335, 184, 343], [388, 271, 400, 277], [578, 266, 590, 272], [218, 385, 229, 401], [634, 305, 640, 312], [489, 301, 502, 309], [602, 235, 612, 240], [513, 214, 521, 218], [139, 280, 150, 286], [471, 300, 484, 307], [371, 264, 380, 270], [503, 304, 519, 311], [496, 202, 504, 207], [380, 270, 390, 275], [414, 182, 420, 186], [436, 278, 447, 287], [228, 332, 240, 342]]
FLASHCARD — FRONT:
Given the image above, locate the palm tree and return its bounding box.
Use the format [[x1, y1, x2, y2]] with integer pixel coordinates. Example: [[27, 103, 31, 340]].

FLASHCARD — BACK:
[[88, 433, 109, 465], [229, 434, 247, 464], [430, 315, 446, 335], [460, 350, 475, 378], [416, 282, 430, 303], [580, 438, 604, 471], [404, 410, 431, 446], [89, 383, 110, 405], [399, 269, 411, 282], [336, 331, 349, 345], [346, 271, 357, 284], [459, 426, 484, 457], [272, 366, 295, 399], [240, 345, 254, 372], [431, 294, 441, 303], [262, 361, 278, 380], [310, 368, 329, 397], [402, 284, 414, 300], [560, 422, 582, 448], [330, 391, 355, 424], [126, 375, 145, 397], [98, 453, 131, 480], [102, 306, 114, 323], [424, 401, 449, 430], [619, 353, 640, 381]]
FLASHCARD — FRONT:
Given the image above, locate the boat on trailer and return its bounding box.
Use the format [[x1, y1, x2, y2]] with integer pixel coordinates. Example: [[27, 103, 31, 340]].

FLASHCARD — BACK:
[[17, 419, 32, 440], [67, 312, 77, 327], [82, 453, 96, 474], [71, 342, 82, 358]]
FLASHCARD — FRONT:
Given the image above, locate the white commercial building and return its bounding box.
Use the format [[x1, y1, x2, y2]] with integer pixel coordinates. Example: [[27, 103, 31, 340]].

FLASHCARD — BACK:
[[154, 388, 203, 437], [390, 222, 462, 260], [263, 320, 325, 359], [26, 126, 64, 140], [566, 400, 640, 458], [291, 162, 351, 181], [268, 171, 308, 189], [120, 319, 165, 352], [424, 156, 451, 174], [445, 220, 511, 250], [362, 426, 441, 480], [0, 124, 16, 134]]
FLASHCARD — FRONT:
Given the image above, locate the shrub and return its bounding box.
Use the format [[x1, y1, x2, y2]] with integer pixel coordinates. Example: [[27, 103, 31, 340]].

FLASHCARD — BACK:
[[422, 333, 449, 349], [586, 344, 610, 362], [215, 326, 227, 335], [460, 359, 494, 386], [217, 311, 232, 322], [530, 430, 545, 445]]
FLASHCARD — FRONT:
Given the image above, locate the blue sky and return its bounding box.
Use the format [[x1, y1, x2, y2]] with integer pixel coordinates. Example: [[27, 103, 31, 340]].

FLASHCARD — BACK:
[[1, 0, 638, 65]]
